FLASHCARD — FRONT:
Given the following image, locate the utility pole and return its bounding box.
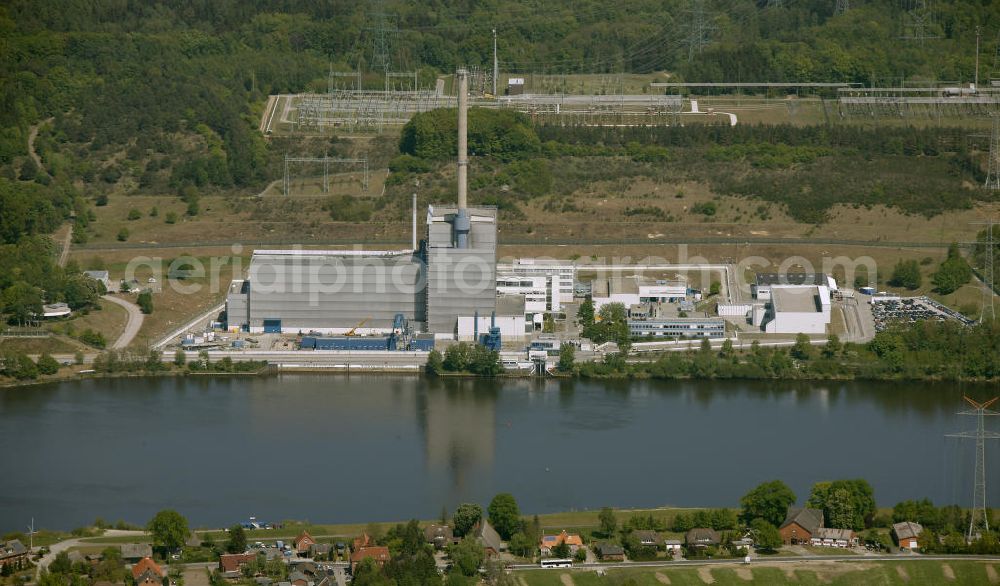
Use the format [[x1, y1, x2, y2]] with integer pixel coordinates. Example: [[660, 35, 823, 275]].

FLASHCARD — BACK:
[[27, 518, 36, 551], [492, 28, 499, 97], [947, 396, 1000, 542], [987, 115, 1000, 190], [976, 26, 982, 89]]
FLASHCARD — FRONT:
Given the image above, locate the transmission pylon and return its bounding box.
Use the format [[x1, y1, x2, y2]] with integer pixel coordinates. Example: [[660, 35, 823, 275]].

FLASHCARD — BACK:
[[947, 396, 1000, 542], [835, 0, 850, 14], [971, 219, 997, 322], [900, 0, 939, 42], [367, 0, 397, 76], [685, 0, 715, 62], [987, 116, 1000, 190]]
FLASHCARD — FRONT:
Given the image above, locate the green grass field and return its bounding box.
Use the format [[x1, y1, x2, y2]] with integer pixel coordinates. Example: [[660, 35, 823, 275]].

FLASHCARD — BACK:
[[520, 560, 997, 586]]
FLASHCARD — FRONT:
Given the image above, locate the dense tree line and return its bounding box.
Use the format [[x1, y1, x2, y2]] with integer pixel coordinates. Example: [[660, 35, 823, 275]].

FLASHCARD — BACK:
[[574, 320, 1000, 381]]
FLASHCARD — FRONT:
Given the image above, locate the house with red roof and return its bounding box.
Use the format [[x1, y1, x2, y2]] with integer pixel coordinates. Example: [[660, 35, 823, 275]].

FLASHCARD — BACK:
[[294, 531, 316, 556], [131, 557, 164, 586], [349, 546, 390, 573], [219, 553, 257, 579], [539, 530, 584, 557]]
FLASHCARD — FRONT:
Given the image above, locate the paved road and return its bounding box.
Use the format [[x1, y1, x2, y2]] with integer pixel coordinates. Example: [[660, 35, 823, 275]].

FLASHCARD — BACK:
[[102, 295, 144, 349], [511, 553, 1000, 571]]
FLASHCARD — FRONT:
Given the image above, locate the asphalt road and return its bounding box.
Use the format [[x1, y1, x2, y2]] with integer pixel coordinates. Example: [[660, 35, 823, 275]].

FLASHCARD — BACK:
[[511, 553, 1000, 571], [102, 295, 144, 350]]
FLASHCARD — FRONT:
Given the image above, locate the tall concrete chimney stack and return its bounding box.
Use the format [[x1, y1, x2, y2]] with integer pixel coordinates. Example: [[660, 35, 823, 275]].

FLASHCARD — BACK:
[[454, 68, 471, 248], [412, 191, 417, 251]]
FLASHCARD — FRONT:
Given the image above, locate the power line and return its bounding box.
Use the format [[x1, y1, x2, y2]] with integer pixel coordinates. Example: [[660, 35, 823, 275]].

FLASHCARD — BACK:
[[899, 0, 939, 42], [987, 115, 1000, 190], [835, 0, 850, 15], [685, 0, 716, 63], [946, 396, 1000, 542]]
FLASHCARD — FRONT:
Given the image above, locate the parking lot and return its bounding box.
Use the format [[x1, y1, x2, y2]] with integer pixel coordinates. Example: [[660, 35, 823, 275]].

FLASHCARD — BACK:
[[870, 296, 973, 332]]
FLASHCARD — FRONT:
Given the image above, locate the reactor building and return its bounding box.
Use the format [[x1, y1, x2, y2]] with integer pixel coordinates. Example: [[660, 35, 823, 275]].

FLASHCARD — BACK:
[[225, 69, 497, 337]]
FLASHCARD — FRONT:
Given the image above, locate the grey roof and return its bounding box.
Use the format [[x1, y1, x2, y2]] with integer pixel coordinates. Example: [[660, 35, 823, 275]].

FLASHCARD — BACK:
[[496, 294, 526, 316], [756, 273, 829, 287], [255, 578, 273, 586], [477, 520, 503, 553], [596, 542, 624, 556], [119, 543, 152, 559], [780, 508, 824, 535], [893, 521, 923, 540], [815, 528, 854, 541], [287, 571, 308, 583], [685, 528, 720, 545], [592, 277, 640, 297], [772, 287, 820, 313], [663, 539, 682, 546], [84, 270, 110, 281], [632, 530, 660, 544], [1, 540, 26, 558]]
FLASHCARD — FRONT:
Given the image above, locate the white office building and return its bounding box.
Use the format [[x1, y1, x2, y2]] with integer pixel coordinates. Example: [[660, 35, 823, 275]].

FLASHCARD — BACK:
[[591, 276, 688, 313], [496, 274, 550, 313], [763, 286, 832, 334], [496, 258, 575, 310]]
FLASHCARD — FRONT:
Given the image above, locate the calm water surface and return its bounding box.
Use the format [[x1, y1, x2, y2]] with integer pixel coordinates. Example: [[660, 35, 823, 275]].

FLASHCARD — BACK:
[[0, 375, 994, 530]]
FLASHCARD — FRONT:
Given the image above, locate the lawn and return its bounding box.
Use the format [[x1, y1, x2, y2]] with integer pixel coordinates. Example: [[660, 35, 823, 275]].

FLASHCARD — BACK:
[[56, 298, 129, 348], [520, 560, 998, 586]]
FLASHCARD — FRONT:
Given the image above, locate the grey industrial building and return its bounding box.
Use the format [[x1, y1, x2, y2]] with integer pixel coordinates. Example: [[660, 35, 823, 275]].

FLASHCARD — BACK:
[[225, 69, 497, 337]]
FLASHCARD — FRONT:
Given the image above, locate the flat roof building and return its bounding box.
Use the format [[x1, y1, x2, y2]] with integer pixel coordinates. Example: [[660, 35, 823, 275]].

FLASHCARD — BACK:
[[763, 286, 831, 334], [592, 276, 687, 312], [629, 317, 726, 339]]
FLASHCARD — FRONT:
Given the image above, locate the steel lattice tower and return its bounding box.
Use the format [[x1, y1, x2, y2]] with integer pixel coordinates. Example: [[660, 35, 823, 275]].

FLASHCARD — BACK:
[[900, 0, 939, 42], [685, 0, 715, 63], [975, 220, 997, 322], [947, 396, 1000, 542], [987, 116, 1000, 190], [835, 0, 850, 15]]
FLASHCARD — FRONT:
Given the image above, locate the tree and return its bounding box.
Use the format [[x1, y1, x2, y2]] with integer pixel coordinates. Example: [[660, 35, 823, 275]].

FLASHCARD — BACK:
[[426, 349, 444, 375], [173, 350, 186, 367], [791, 333, 812, 360], [147, 510, 189, 552], [443, 344, 470, 372], [740, 480, 796, 526], [822, 334, 842, 358], [932, 244, 972, 294], [750, 519, 782, 552], [508, 532, 533, 558], [709, 281, 721, 296], [487, 493, 521, 541], [448, 538, 484, 576], [116, 227, 129, 242], [165, 212, 178, 224], [807, 479, 875, 530], [2, 281, 43, 325], [19, 158, 38, 182], [453, 503, 483, 537], [598, 507, 617, 537], [557, 344, 575, 372], [37, 353, 60, 375], [226, 525, 247, 554], [127, 208, 142, 220], [889, 259, 922, 290], [577, 298, 594, 328], [551, 541, 570, 559], [137, 291, 154, 314]]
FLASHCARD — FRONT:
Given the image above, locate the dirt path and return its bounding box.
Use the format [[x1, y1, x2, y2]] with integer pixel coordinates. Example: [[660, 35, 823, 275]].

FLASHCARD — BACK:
[[697, 567, 715, 584], [896, 565, 910, 582], [27, 117, 53, 174], [182, 567, 210, 586], [558, 573, 575, 586], [987, 564, 999, 584], [58, 224, 73, 267], [942, 563, 956, 581], [102, 295, 143, 349], [654, 571, 671, 584], [734, 567, 753, 581]]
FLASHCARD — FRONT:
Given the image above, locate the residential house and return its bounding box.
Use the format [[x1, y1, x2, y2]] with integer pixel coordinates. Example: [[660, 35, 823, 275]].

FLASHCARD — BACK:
[[294, 531, 316, 556], [475, 520, 504, 558], [779, 508, 824, 545], [632, 530, 660, 548], [254, 578, 273, 586], [663, 539, 683, 554], [349, 546, 390, 573], [287, 570, 309, 586], [424, 524, 455, 550], [0, 540, 28, 570], [730, 538, 754, 551], [83, 270, 112, 291], [219, 553, 257, 579], [684, 528, 720, 549], [539, 530, 584, 557], [595, 542, 624, 562], [120, 544, 153, 562], [351, 534, 373, 552], [811, 528, 857, 548], [309, 543, 332, 559], [892, 522, 924, 550], [131, 557, 164, 586]]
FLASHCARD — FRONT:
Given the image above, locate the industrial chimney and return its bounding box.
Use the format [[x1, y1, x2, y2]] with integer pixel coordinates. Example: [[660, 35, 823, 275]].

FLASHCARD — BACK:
[[454, 68, 471, 249]]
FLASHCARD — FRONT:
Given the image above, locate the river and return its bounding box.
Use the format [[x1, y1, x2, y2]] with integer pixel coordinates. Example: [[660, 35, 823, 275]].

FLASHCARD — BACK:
[[0, 375, 994, 531]]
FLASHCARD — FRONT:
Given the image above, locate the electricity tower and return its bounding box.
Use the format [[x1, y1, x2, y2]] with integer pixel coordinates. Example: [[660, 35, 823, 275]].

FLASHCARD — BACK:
[[367, 0, 398, 76], [947, 396, 1000, 542], [987, 116, 1000, 190], [835, 0, 850, 15], [971, 219, 997, 322], [899, 0, 939, 42], [685, 0, 715, 62]]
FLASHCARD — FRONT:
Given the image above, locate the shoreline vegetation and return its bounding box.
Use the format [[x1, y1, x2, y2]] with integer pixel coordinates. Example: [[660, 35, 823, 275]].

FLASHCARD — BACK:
[[1, 318, 998, 388]]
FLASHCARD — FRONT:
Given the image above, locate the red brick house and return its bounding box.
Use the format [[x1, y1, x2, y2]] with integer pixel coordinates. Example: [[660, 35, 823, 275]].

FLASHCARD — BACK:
[[779, 508, 824, 545], [294, 531, 316, 556], [349, 546, 390, 573], [0, 540, 28, 571], [131, 557, 164, 586], [219, 553, 257, 579]]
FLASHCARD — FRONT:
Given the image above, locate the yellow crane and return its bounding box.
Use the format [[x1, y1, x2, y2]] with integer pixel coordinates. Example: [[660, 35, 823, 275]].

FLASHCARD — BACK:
[[345, 317, 370, 336]]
